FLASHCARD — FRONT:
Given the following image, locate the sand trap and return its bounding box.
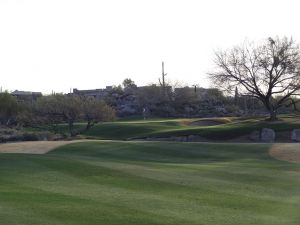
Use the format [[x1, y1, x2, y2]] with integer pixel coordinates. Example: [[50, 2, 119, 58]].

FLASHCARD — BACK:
[[189, 120, 224, 126], [0, 140, 89, 154], [270, 143, 300, 163]]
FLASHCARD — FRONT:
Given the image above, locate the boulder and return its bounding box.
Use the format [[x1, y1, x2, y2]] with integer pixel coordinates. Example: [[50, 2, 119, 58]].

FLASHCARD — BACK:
[[145, 137, 171, 141], [170, 136, 188, 142], [261, 128, 276, 142], [249, 130, 260, 141], [187, 135, 204, 142], [291, 129, 300, 142]]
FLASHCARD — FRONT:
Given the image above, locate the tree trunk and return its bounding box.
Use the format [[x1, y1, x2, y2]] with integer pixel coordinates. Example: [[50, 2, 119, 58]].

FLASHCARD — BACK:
[[85, 120, 95, 131], [68, 121, 75, 137], [263, 98, 278, 121], [269, 110, 278, 121]]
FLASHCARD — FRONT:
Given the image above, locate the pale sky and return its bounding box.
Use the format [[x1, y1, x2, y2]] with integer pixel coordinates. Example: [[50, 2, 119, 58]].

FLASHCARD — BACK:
[[0, 0, 300, 93]]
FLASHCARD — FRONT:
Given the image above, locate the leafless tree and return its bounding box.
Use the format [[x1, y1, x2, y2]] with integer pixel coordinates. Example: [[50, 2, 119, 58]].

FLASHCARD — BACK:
[[36, 94, 115, 136], [82, 97, 115, 130], [209, 37, 300, 120]]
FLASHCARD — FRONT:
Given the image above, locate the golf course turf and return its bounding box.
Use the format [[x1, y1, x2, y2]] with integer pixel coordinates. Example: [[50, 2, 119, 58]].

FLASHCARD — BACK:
[[0, 141, 299, 225], [27, 115, 300, 141]]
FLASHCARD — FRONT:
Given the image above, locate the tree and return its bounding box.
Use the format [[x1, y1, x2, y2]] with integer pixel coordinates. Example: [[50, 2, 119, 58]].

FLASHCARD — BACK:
[[51, 94, 83, 136], [82, 97, 115, 130], [104, 85, 124, 107], [0, 92, 19, 126], [36, 94, 115, 136], [137, 84, 174, 117], [209, 37, 300, 120], [234, 87, 239, 106], [35, 94, 82, 136], [122, 78, 137, 90], [15, 101, 35, 129], [35, 94, 64, 133]]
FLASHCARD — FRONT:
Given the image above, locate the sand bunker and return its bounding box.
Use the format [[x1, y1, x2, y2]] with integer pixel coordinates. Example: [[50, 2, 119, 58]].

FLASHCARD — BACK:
[[0, 140, 88, 154], [270, 143, 300, 163], [189, 120, 224, 126]]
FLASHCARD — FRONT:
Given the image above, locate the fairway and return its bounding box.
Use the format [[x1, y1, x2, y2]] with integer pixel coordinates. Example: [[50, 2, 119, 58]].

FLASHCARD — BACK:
[[0, 141, 299, 225]]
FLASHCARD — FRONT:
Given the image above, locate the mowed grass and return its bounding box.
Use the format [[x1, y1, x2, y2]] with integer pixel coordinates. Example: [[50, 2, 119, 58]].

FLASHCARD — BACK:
[[27, 115, 300, 140], [0, 141, 299, 225]]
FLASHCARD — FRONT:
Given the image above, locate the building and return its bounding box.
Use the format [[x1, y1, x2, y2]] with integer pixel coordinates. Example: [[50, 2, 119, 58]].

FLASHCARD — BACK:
[[11, 90, 42, 101], [73, 86, 113, 99]]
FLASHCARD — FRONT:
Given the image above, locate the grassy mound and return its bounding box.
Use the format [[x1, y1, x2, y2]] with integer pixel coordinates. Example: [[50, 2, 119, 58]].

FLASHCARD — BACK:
[[0, 141, 299, 225], [78, 116, 300, 140], [27, 115, 300, 141]]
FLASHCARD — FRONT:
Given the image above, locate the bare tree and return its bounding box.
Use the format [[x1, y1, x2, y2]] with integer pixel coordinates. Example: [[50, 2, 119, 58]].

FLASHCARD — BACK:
[[82, 97, 115, 131], [35, 94, 64, 133], [36, 94, 115, 136], [209, 37, 300, 120], [36, 94, 83, 136]]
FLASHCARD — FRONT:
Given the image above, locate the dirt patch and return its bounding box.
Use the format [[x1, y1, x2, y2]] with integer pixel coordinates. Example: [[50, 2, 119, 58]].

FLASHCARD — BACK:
[[0, 140, 90, 154], [270, 143, 300, 163]]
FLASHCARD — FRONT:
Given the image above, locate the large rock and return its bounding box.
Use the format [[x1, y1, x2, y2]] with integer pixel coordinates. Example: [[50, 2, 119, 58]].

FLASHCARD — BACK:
[[261, 128, 276, 142], [187, 134, 207, 142], [170, 136, 188, 142], [249, 130, 260, 141], [145, 137, 170, 141], [291, 129, 300, 142]]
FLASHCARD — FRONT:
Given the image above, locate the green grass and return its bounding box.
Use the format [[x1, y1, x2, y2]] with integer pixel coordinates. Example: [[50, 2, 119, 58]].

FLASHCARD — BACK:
[[0, 141, 299, 225], [29, 115, 300, 140]]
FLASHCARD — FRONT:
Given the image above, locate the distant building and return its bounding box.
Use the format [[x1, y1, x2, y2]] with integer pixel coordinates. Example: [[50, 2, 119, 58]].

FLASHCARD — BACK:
[[73, 86, 113, 99], [11, 90, 42, 101]]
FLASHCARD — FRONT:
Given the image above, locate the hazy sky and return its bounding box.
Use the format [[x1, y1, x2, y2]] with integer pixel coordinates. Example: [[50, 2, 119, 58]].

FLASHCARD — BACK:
[[0, 0, 300, 93]]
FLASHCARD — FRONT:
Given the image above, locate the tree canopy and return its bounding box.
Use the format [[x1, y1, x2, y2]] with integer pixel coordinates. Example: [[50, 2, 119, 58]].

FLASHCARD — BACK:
[[209, 37, 300, 120]]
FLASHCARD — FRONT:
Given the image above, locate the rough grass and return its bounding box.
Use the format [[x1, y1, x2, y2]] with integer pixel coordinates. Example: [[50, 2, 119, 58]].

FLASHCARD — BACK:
[[0, 141, 299, 225]]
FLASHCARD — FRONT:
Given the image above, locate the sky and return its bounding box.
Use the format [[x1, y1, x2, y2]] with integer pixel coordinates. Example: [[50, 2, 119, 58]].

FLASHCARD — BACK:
[[0, 0, 300, 94]]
